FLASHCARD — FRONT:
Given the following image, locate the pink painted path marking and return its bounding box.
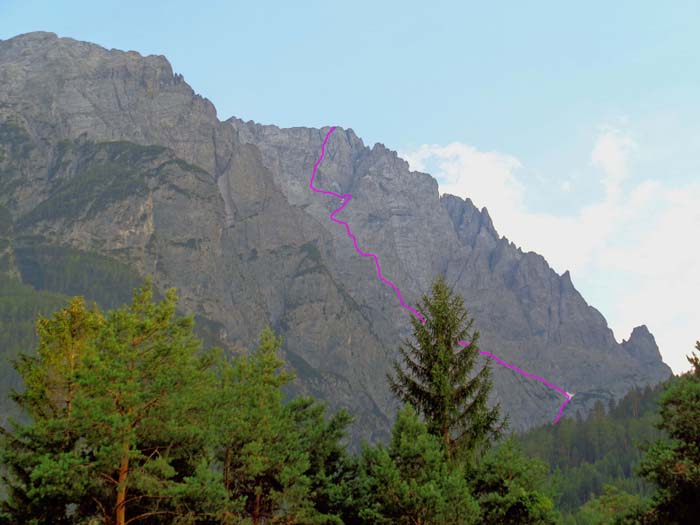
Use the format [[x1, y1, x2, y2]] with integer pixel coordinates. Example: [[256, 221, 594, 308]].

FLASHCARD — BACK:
[[310, 126, 571, 423]]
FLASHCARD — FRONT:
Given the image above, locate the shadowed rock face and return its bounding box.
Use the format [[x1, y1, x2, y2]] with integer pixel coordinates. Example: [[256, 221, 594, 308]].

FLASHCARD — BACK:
[[0, 32, 672, 441]]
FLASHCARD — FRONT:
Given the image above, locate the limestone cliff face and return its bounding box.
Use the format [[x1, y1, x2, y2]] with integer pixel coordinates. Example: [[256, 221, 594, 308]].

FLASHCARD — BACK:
[[0, 32, 672, 439]]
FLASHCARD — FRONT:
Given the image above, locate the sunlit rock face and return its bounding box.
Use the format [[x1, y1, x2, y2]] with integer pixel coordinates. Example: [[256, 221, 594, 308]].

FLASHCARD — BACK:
[[0, 32, 672, 441]]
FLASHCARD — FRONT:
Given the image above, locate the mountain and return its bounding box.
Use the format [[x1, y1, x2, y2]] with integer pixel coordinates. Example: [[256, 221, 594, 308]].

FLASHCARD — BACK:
[[0, 32, 672, 441]]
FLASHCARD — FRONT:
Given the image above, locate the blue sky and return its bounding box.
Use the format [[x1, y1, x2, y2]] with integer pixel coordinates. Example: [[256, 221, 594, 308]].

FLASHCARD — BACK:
[[2, 0, 699, 372]]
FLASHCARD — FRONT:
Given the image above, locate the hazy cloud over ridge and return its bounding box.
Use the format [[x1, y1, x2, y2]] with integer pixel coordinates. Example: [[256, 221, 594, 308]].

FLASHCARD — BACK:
[[401, 127, 699, 374]]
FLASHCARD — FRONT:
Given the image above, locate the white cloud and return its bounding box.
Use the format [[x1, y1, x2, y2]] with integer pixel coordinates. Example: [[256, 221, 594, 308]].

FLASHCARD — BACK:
[[401, 128, 700, 373], [402, 143, 523, 216], [590, 127, 637, 196]]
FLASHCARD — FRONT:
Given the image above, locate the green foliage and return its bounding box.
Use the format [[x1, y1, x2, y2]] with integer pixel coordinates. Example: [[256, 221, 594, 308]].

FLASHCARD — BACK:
[[195, 326, 354, 524], [13, 240, 145, 309], [1, 274, 662, 524], [0, 296, 104, 523], [0, 119, 34, 160], [0, 282, 216, 524], [469, 439, 558, 524], [0, 274, 69, 424], [207, 327, 323, 524], [388, 274, 505, 462], [73, 282, 215, 523], [574, 485, 643, 525], [19, 141, 165, 226], [286, 397, 354, 522], [0, 291, 351, 525], [0, 240, 148, 425], [517, 385, 667, 515], [635, 344, 700, 524], [348, 406, 480, 525], [0, 235, 238, 435], [0, 205, 12, 237], [13, 296, 103, 420]]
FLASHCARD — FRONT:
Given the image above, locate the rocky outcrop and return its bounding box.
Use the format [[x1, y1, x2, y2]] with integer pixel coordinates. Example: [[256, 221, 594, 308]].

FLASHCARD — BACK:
[[0, 32, 672, 441], [622, 325, 668, 370]]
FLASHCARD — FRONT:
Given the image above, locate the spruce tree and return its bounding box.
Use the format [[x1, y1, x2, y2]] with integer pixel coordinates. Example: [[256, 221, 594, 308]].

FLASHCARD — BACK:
[[388, 274, 505, 460]]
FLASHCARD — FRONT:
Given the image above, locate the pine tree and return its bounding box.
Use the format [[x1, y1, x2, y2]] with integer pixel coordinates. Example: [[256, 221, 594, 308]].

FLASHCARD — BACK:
[[13, 296, 103, 421], [72, 282, 215, 525], [210, 327, 342, 524], [0, 297, 104, 523], [287, 396, 354, 523], [388, 274, 505, 461], [0, 283, 217, 525]]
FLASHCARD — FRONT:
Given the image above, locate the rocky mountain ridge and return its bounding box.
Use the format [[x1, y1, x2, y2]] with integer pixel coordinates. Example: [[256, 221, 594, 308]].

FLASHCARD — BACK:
[[0, 32, 672, 440]]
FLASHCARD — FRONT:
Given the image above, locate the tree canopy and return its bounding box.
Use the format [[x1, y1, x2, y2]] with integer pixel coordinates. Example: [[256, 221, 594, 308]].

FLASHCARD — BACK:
[[635, 343, 700, 524], [389, 274, 505, 461], [4, 277, 669, 524]]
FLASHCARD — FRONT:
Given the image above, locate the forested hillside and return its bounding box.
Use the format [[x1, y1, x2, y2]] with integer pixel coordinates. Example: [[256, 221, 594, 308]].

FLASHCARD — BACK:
[[517, 383, 669, 522], [517, 349, 700, 525], [0, 274, 67, 421]]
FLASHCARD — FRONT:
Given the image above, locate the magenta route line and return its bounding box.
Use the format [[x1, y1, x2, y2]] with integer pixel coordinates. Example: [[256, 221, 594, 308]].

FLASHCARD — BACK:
[[309, 126, 426, 323], [460, 343, 572, 423], [310, 126, 572, 424]]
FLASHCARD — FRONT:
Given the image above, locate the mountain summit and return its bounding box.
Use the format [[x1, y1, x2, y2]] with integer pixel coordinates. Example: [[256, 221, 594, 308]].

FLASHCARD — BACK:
[[0, 32, 671, 440]]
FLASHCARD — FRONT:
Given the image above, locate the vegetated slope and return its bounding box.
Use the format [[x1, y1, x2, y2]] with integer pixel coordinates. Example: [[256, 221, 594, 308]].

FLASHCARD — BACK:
[[0, 274, 68, 420], [517, 382, 669, 516], [0, 32, 672, 441]]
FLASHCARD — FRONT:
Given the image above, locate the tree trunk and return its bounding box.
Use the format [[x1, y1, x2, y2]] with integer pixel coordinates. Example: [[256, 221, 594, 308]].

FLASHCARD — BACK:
[[116, 442, 130, 525], [224, 447, 231, 495], [252, 492, 261, 525]]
